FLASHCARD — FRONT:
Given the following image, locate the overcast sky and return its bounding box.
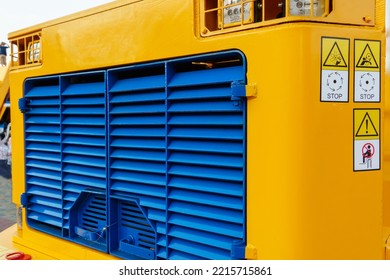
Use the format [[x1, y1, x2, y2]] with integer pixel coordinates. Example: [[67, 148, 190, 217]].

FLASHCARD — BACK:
[[0, 0, 113, 42]]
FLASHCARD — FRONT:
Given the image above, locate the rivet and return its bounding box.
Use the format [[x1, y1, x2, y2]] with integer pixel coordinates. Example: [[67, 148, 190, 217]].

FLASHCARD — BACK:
[[363, 16, 371, 23]]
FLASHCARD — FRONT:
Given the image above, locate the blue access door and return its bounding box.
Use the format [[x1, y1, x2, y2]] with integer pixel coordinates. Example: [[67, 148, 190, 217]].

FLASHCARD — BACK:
[[22, 71, 108, 252], [21, 51, 247, 260]]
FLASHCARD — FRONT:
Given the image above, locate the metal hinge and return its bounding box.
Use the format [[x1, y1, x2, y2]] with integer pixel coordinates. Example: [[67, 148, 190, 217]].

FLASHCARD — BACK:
[[231, 81, 257, 101], [20, 193, 30, 208], [18, 97, 31, 113], [232, 242, 258, 260], [231, 240, 246, 259]]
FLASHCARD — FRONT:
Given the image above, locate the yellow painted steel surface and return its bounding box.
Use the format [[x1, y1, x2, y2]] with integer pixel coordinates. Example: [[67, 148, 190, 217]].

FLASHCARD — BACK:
[[6, 0, 387, 259], [384, 0, 390, 261]]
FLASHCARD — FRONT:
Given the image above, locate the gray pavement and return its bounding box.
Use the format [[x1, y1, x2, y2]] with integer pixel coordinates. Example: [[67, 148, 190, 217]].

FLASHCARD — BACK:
[[0, 177, 15, 232]]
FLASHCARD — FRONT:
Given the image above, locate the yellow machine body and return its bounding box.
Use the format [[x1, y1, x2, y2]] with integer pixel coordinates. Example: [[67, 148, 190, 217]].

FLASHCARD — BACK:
[[5, 0, 388, 259]]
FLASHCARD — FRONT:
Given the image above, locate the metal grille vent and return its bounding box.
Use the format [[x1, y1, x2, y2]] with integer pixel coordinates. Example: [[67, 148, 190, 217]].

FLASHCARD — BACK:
[[23, 77, 62, 236], [22, 51, 247, 259], [108, 51, 247, 260]]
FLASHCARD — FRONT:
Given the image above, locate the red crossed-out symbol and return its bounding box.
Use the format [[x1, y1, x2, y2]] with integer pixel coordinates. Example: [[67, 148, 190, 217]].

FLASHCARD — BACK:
[[362, 143, 375, 159]]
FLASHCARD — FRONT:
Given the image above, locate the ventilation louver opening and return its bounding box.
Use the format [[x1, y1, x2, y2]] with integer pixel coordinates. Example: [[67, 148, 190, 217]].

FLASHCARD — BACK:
[[110, 197, 156, 260], [70, 191, 107, 251]]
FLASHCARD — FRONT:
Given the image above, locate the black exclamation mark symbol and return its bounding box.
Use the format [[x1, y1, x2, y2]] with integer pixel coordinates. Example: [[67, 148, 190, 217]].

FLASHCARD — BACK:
[[366, 119, 368, 134]]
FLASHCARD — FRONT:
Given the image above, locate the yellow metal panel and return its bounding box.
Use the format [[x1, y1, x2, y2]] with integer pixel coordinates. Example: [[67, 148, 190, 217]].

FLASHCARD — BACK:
[[10, 74, 26, 205], [244, 25, 384, 259], [384, 227, 390, 260], [327, 0, 376, 26], [7, 0, 387, 260], [383, 0, 390, 251]]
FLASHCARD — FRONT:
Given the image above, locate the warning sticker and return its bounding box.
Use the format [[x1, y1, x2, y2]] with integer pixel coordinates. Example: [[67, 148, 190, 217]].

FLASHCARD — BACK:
[[354, 112, 379, 138], [355, 41, 380, 71], [323, 42, 348, 68], [353, 109, 380, 171], [321, 37, 350, 102], [354, 40, 381, 102], [321, 37, 349, 71]]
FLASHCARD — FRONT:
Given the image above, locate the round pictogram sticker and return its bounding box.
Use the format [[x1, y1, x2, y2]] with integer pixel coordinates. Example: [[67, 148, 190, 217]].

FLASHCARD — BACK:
[[327, 72, 344, 92], [359, 73, 375, 93], [362, 142, 375, 159]]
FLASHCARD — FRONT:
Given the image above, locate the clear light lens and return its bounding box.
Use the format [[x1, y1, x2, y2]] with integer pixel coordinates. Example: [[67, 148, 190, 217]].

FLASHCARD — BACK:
[[223, 0, 253, 26], [290, 0, 325, 16]]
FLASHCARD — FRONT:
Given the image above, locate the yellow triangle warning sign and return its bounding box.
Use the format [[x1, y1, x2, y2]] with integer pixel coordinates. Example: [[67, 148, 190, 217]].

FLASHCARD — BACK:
[[356, 44, 379, 69], [355, 112, 379, 138], [323, 42, 348, 68]]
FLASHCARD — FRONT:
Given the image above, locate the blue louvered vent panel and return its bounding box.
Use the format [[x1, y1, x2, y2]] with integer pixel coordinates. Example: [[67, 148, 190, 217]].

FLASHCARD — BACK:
[[23, 72, 107, 251], [166, 55, 246, 260], [24, 77, 62, 236], [23, 51, 246, 259], [108, 51, 247, 260], [108, 64, 167, 259], [60, 72, 107, 251]]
